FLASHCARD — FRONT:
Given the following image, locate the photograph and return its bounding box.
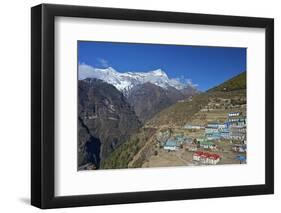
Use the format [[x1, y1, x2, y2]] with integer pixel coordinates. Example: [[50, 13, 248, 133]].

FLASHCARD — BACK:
[[77, 41, 247, 171], [29, 2, 274, 209]]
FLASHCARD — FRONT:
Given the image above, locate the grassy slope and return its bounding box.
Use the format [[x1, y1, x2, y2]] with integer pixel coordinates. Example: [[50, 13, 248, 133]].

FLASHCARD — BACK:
[[100, 127, 156, 169], [146, 93, 209, 127], [207, 71, 246, 92]]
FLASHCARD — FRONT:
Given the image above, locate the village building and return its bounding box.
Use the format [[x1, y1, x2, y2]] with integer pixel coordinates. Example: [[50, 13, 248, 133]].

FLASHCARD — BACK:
[[218, 123, 227, 129], [239, 117, 247, 126], [236, 155, 247, 164], [220, 129, 230, 139], [207, 123, 220, 128], [230, 117, 246, 126], [204, 122, 230, 140], [227, 112, 246, 127], [193, 151, 202, 161], [193, 151, 221, 165], [228, 112, 241, 117], [232, 144, 247, 153], [208, 153, 221, 165], [163, 134, 195, 151], [199, 140, 217, 150], [229, 126, 246, 140], [173, 135, 192, 144], [163, 139, 179, 151], [206, 132, 221, 141], [205, 126, 219, 134], [184, 124, 204, 130]]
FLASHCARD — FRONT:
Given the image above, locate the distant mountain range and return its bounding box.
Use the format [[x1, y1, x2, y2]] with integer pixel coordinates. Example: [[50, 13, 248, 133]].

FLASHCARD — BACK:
[[79, 64, 199, 96]]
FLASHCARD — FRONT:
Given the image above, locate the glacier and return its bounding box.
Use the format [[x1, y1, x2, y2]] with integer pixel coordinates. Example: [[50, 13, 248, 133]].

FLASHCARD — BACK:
[[79, 63, 195, 92]]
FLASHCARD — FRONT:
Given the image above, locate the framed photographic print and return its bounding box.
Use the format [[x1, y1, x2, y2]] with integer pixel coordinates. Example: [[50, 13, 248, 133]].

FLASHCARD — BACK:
[[31, 3, 274, 209]]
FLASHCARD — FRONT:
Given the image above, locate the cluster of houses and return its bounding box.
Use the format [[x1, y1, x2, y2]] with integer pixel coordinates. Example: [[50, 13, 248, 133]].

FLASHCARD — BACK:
[[184, 112, 247, 141], [203, 112, 246, 141], [163, 135, 193, 151], [156, 111, 247, 166], [193, 151, 221, 165], [162, 135, 218, 152], [162, 112, 247, 154]]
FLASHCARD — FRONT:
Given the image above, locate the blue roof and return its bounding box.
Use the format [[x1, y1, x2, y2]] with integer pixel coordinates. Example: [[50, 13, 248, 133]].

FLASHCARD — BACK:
[[236, 155, 246, 161], [229, 112, 241, 116], [165, 139, 178, 147]]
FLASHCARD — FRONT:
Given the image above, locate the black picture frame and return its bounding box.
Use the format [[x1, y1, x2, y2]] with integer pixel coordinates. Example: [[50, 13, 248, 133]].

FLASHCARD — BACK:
[[31, 3, 274, 209]]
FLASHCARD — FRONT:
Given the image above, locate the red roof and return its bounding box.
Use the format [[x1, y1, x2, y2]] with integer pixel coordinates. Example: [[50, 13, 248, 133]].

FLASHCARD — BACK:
[[194, 151, 204, 156], [209, 154, 220, 160], [193, 151, 220, 159]]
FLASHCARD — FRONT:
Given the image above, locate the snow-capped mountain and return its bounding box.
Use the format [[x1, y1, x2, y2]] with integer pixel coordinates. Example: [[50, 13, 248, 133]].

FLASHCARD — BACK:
[[79, 64, 196, 93]]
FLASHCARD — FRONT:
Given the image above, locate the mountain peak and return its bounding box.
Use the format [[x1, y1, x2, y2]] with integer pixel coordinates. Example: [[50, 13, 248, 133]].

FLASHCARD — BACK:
[[104, 66, 116, 72], [79, 64, 197, 94], [150, 69, 167, 77]]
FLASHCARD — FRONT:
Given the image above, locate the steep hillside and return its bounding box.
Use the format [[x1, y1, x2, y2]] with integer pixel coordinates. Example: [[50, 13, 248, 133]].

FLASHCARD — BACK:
[[78, 117, 101, 169], [208, 71, 246, 92], [126, 82, 197, 123], [146, 93, 209, 127], [78, 79, 140, 170], [100, 127, 157, 169], [146, 90, 246, 127]]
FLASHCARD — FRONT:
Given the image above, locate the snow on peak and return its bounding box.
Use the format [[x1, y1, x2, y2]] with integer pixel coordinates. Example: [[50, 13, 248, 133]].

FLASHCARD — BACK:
[[79, 64, 194, 92], [150, 69, 167, 76]]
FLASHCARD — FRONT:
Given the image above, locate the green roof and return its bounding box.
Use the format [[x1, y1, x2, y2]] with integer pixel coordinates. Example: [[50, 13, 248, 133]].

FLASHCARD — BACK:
[[197, 137, 207, 142], [200, 141, 214, 146]]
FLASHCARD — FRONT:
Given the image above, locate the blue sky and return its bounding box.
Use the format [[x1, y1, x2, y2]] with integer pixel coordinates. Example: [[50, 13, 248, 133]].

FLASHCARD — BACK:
[[78, 41, 246, 91]]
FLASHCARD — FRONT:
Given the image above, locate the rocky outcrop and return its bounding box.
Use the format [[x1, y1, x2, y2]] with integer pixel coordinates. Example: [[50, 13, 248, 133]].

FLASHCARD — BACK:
[[78, 79, 140, 170], [126, 83, 198, 123]]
